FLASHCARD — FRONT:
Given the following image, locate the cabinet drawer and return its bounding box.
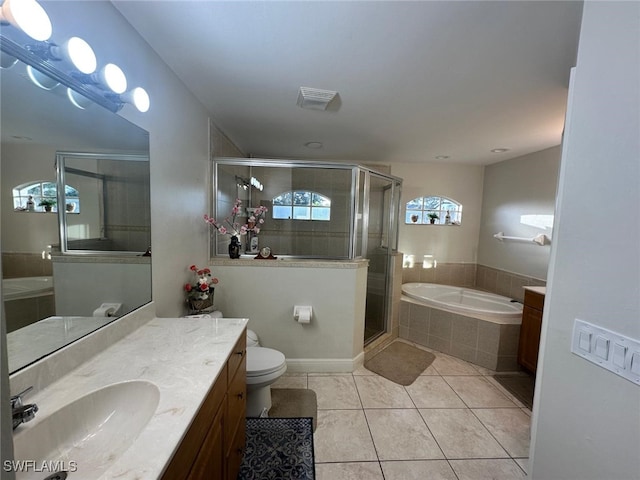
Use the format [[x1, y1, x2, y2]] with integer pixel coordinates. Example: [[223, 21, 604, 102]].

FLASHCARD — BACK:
[[228, 330, 247, 383], [524, 289, 545, 311], [226, 356, 246, 456]]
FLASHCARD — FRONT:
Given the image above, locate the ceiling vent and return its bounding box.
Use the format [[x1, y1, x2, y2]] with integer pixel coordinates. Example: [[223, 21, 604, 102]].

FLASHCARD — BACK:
[[296, 86, 338, 111]]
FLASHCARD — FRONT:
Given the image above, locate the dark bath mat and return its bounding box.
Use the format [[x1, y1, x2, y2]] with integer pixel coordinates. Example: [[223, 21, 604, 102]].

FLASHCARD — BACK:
[[270, 388, 318, 431], [238, 417, 315, 480], [365, 341, 436, 386], [493, 373, 535, 409]]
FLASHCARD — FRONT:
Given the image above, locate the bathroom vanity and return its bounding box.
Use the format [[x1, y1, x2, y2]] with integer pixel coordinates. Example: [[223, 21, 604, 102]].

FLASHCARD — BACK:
[[518, 286, 546, 373], [9, 314, 248, 480], [162, 331, 247, 480]]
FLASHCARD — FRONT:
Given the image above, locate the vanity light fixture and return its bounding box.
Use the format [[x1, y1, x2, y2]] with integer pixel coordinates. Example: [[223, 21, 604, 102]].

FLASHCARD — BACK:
[[0, 1, 150, 114], [304, 141, 323, 149], [120, 86, 150, 112], [26, 65, 59, 90], [491, 148, 510, 153], [0, 0, 52, 42], [435, 155, 450, 160]]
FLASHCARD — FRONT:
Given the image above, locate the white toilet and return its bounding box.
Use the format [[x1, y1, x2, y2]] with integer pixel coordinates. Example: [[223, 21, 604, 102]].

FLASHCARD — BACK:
[[245, 329, 287, 417]]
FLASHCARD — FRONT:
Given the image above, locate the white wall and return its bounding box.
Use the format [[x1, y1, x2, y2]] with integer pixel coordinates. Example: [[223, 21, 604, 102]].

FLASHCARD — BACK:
[[477, 146, 560, 280], [530, 3, 640, 479], [391, 162, 484, 263]]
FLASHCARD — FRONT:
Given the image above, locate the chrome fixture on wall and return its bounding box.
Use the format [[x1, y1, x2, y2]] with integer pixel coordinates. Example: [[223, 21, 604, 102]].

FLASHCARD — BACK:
[[0, 0, 150, 113]]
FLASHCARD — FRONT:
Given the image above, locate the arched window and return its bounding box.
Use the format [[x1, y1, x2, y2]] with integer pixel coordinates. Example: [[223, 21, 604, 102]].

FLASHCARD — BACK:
[[12, 181, 80, 213], [272, 191, 331, 221], [405, 195, 462, 225]]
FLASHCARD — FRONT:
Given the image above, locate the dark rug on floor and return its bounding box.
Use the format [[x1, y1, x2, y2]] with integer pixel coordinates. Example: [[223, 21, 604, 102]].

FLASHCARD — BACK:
[[238, 417, 315, 480], [493, 373, 535, 409], [270, 388, 318, 431], [365, 341, 436, 386]]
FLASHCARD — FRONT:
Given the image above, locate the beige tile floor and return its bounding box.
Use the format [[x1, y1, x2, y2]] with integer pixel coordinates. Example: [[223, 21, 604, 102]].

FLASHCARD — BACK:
[[272, 340, 531, 479]]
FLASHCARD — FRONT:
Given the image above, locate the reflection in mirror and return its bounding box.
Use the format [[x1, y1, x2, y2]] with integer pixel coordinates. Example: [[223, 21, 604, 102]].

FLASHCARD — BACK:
[[1, 58, 151, 374], [57, 152, 150, 253]]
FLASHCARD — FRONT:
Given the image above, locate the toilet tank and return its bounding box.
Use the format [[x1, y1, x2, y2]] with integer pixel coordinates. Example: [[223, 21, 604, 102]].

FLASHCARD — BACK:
[[246, 329, 260, 347]]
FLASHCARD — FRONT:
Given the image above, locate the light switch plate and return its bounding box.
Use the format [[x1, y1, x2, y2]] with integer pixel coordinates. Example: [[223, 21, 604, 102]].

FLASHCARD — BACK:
[[571, 319, 640, 385]]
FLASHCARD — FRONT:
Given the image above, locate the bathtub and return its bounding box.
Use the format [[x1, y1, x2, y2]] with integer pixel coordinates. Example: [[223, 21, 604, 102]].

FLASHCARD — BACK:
[[402, 282, 522, 324], [2, 276, 54, 301], [400, 283, 524, 371]]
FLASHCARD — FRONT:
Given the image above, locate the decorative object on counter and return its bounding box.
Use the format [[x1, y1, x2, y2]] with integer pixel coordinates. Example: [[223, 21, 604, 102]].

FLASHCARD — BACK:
[[38, 198, 56, 212], [228, 235, 241, 259], [427, 212, 439, 224], [445, 210, 451, 224], [204, 198, 268, 258], [184, 264, 218, 312], [254, 246, 276, 260], [26, 195, 35, 212]]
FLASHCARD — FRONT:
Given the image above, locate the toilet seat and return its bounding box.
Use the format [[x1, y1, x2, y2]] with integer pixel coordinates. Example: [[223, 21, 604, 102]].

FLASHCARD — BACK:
[[246, 347, 286, 377]]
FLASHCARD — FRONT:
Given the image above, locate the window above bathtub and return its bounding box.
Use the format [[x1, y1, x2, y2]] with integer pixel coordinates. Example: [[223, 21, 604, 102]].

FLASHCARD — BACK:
[[405, 195, 462, 225]]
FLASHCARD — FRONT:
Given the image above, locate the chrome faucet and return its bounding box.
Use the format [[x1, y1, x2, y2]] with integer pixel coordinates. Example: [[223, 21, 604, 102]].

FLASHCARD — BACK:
[[11, 386, 38, 430]]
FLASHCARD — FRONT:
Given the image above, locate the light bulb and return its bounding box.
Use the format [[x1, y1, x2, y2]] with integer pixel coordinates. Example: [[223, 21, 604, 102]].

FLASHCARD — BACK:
[[53, 37, 97, 74], [99, 63, 127, 94], [27, 65, 59, 90], [67, 88, 92, 109], [0, 0, 52, 41], [122, 87, 150, 112]]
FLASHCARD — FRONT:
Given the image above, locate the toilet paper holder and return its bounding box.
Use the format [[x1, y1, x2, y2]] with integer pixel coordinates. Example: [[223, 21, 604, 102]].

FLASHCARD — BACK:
[[293, 305, 312, 324]]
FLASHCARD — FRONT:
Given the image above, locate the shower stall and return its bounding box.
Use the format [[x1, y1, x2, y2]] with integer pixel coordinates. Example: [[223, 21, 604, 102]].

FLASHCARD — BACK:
[[214, 158, 402, 345]]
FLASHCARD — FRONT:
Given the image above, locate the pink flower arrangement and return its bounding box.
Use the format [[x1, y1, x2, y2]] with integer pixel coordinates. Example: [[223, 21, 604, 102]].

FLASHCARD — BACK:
[[184, 264, 218, 301], [204, 198, 268, 237]]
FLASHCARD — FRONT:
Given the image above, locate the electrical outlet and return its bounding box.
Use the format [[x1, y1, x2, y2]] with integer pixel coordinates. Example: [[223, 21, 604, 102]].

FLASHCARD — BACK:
[[571, 319, 640, 385]]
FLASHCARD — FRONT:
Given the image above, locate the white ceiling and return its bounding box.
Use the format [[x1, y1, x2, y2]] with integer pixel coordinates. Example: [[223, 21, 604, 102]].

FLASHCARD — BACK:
[[114, 1, 583, 165]]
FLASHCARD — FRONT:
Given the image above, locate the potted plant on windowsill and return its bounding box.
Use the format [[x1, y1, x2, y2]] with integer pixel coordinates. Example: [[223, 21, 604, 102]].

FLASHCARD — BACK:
[[427, 212, 439, 224], [38, 198, 56, 212]]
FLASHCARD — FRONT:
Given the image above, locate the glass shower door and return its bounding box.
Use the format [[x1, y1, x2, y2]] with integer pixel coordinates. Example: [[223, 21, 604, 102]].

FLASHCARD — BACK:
[[364, 174, 394, 344]]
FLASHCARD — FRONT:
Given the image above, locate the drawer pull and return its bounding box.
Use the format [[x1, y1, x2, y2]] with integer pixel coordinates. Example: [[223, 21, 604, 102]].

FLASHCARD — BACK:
[[237, 392, 244, 400], [235, 349, 244, 356]]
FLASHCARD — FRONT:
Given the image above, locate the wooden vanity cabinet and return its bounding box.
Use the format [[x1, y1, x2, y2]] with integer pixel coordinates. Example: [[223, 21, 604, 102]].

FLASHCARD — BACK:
[[517, 289, 545, 374], [162, 329, 247, 480]]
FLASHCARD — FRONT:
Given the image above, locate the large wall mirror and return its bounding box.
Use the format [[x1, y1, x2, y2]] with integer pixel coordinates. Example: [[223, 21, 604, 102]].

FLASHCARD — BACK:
[[1, 55, 151, 373]]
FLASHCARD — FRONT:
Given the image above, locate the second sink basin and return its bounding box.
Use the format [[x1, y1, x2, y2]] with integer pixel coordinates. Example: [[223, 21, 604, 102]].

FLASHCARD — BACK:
[[13, 380, 160, 480]]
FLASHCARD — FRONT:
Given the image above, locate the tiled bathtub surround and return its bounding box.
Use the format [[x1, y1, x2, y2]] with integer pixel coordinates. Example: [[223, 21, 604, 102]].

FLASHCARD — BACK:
[[475, 264, 546, 303], [400, 298, 521, 371], [401, 262, 545, 303], [2, 252, 53, 278]]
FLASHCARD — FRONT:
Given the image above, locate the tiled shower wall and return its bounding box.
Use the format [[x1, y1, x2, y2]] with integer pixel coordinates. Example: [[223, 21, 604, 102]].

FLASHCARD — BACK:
[[402, 262, 546, 302], [2, 252, 53, 278]]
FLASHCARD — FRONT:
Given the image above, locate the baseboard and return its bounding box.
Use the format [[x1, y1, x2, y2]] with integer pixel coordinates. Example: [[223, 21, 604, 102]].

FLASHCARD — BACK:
[[286, 352, 365, 373]]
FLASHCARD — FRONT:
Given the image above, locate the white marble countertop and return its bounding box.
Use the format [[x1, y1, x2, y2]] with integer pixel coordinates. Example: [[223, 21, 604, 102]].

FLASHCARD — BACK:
[[12, 317, 248, 480], [524, 285, 547, 295]]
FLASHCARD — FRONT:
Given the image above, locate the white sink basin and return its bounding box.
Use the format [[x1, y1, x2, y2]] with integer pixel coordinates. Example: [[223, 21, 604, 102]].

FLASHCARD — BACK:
[[13, 380, 160, 480]]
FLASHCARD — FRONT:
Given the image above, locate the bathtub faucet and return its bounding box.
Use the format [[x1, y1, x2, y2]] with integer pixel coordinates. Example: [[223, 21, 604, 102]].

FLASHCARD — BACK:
[[11, 386, 38, 430]]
